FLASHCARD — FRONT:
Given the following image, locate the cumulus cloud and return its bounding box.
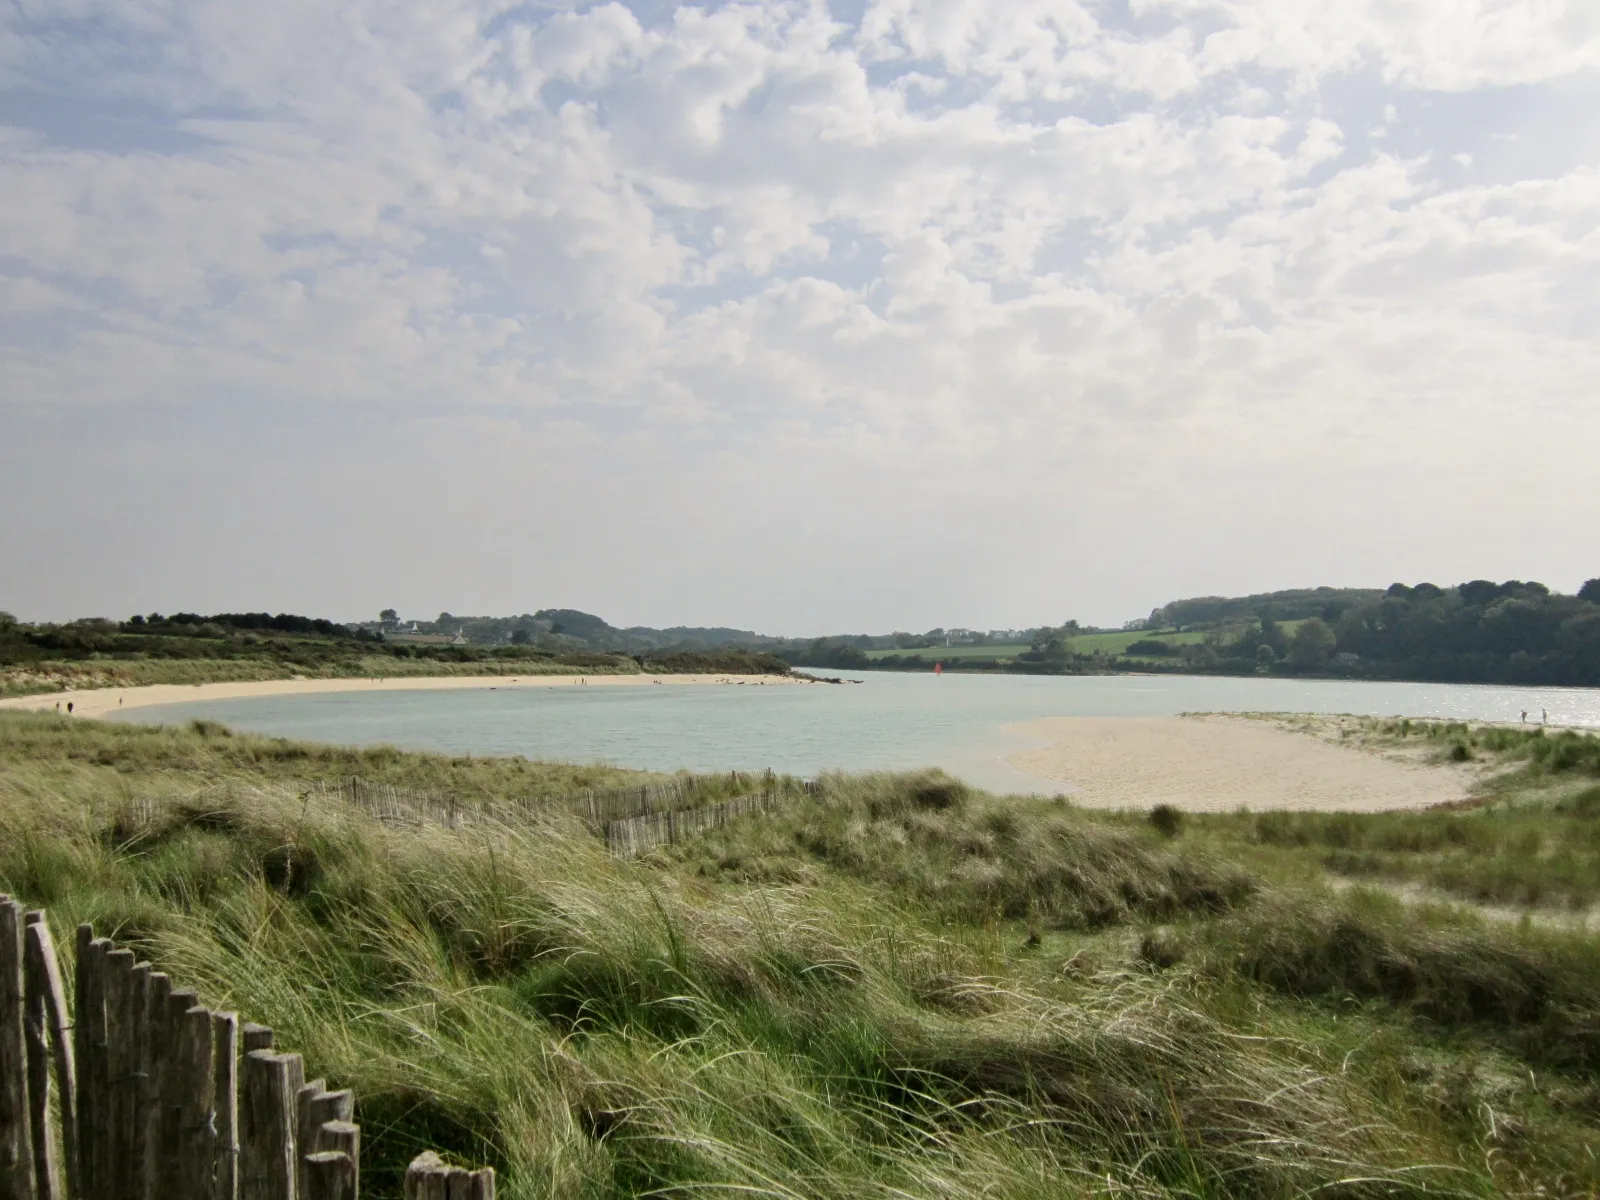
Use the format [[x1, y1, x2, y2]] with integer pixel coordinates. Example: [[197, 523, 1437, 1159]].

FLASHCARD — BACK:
[[1, 0, 1597, 627]]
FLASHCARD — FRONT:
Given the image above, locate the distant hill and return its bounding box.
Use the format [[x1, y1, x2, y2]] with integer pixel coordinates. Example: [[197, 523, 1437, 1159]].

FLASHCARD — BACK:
[[1148, 587, 1387, 631], [0, 609, 790, 696], [478, 583, 1600, 689], [1131, 579, 1600, 686], [389, 609, 780, 654]]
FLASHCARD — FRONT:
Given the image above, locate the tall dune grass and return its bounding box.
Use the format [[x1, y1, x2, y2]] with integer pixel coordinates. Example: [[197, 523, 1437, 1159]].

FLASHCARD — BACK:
[[2, 712, 1598, 1196]]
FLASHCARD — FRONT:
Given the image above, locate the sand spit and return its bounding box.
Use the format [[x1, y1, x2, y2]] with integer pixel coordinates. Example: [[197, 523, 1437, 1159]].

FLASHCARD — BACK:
[[0, 672, 808, 720], [1005, 714, 1472, 812]]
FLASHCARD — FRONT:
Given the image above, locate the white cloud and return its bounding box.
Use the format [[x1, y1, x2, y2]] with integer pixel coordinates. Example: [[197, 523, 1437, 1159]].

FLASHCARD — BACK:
[[1, 0, 1598, 626]]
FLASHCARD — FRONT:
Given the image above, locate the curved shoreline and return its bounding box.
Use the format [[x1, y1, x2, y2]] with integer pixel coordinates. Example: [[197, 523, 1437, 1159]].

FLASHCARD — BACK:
[[0, 672, 806, 720]]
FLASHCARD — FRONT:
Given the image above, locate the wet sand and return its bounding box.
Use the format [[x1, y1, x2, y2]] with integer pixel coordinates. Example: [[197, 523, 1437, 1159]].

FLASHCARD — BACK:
[[1004, 714, 1470, 811]]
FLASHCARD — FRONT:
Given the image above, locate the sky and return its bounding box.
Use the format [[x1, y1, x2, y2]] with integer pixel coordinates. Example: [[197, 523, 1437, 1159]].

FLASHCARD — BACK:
[[2, 0, 1598, 635]]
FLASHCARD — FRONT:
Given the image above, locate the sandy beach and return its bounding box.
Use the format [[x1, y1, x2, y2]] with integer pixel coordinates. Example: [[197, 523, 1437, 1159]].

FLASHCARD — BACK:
[[0, 672, 807, 720], [1005, 714, 1471, 812]]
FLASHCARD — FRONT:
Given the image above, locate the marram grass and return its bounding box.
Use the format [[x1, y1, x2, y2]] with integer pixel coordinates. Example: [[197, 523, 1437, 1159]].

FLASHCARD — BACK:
[[3, 711, 1599, 1197]]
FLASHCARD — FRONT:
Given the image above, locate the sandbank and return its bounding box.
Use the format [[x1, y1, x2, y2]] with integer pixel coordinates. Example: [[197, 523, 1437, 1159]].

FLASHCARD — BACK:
[[0, 672, 805, 720], [1004, 714, 1471, 812]]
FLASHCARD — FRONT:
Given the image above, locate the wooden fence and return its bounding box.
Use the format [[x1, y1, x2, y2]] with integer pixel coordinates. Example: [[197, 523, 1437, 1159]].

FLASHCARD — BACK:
[[0, 895, 493, 1200], [605, 783, 789, 857], [314, 773, 764, 830], [314, 772, 800, 857]]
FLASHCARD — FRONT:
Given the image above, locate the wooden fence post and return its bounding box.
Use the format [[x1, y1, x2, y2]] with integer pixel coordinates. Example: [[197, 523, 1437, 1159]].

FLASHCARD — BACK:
[[141, 972, 173, 1200], [311, 1123, 356, 1198], [0, 897, 37, 1200], [292, 1080, 348, 1200], [172, 1005, 217, 1200], [299, 1152, 354, 1200], [403, 1153, 448, 1199], [73, 929, 108, 1200], [211, 1014, 238, 1200], [21, 915, 56, 1200], [22, 917, 72, 1200], [239, 1050, 299, 1200], [305, 1093, 351, 1137], [293, 1079, 322, 1199], [104, 951, 154, 1200]]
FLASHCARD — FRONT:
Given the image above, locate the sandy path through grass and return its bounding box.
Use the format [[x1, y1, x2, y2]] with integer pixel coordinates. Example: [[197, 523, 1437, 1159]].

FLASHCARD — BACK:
[[1005, 713, 1470, 811]]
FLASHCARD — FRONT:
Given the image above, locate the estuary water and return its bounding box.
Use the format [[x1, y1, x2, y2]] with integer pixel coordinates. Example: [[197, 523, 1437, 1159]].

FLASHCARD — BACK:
[[106, 671, 1600, 795]]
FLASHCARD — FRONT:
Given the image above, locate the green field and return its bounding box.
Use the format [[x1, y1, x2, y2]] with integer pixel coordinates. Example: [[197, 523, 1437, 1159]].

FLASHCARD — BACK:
[[863, 627, 1232, 662], [863, 642, 1031, 661], [4, 710, 1600, 1197], [1068, 627, 1206, 654]]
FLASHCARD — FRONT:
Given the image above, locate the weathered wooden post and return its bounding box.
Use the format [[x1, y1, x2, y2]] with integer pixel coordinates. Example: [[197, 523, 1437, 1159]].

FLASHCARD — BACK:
[[141, 971, 174, 1200], [403, 1153, 493, 1199], [403, 1153, 448, 1200], [312, 1123, 356, 1198], [295, 1083, 351, 1200], [212, 1013, 238, 1200], [293, 1080, 324, 1200], [22, 915, 73, 1200], [240, 1048, 301, 1200], [403, 1152, 444, 1199], [0, 897, 38, 1200], [299, 1152, 354, 1200], [127, 961, 155, 1200], [20, 917, 53, 1200], [172, 1004, 217, 1200], [73, 928, 108, 1200]]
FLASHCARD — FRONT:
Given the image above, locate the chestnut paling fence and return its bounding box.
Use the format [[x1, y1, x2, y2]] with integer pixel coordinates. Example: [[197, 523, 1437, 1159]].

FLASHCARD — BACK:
[[313, 771, 814, 858], [315, 771, 785, 831], [0, 896, 493, 1200], [111, 772, 811, 870]]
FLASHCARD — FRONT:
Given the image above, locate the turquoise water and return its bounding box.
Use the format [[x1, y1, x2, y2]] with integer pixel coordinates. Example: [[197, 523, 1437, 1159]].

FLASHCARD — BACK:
[[106, 671, 1600, 794]]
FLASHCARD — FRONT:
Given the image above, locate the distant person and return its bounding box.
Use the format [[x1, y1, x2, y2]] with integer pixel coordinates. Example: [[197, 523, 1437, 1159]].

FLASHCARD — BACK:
[[1542, 709, 1549, 725], [54, 702, 59, 713], [66, 702, 73, 714], [1520, 710, 1527, 724]]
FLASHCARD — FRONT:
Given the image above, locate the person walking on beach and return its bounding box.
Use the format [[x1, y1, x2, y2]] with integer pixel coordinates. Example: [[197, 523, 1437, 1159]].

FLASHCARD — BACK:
[[1542, 709, 1549, 725], [1521, 710, 1527, 724], [66, 701, 73, 714]]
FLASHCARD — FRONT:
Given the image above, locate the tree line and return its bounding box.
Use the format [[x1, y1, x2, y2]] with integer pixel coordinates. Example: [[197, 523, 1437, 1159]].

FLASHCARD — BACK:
[[1133, 578, 1600, 685], [781, 578, 1600, 687], [0, 611, 790, 679]]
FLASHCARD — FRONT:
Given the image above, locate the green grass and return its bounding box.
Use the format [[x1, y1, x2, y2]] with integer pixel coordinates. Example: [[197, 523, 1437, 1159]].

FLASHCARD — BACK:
[[863, 630, 1222, 661], [1069, 628, 1208, 654], [1072, 622, 1308, 657], [863, 643, 1031, 661], [1177, 719, 1600, 911], [4, 711, 1600, 1197], [850, 622, 1318, 666]]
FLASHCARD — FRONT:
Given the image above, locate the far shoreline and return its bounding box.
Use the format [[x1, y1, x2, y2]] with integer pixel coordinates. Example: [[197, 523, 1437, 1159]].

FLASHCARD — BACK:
[[0, 671, 809, 720]]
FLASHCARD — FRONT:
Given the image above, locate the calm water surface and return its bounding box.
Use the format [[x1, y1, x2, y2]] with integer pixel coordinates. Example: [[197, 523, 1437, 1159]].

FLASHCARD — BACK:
[[108, 671, 1600, 794]]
